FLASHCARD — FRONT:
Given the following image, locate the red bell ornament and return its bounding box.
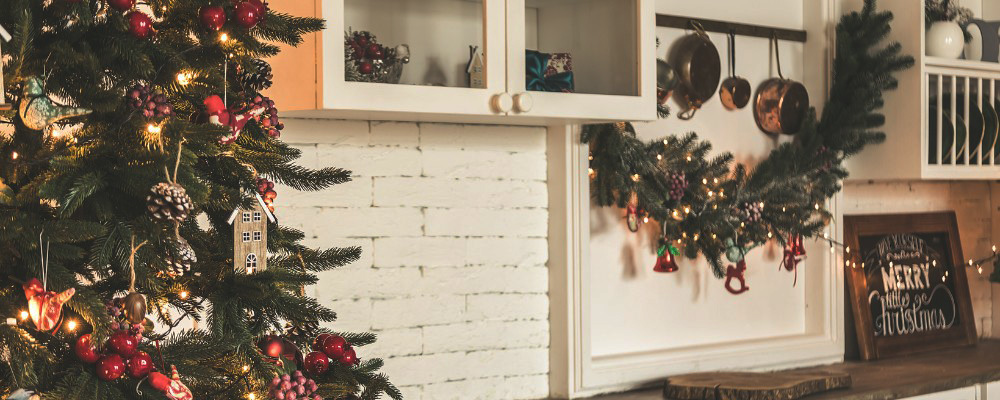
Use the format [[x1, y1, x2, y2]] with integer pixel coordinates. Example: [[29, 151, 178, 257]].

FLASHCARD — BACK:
[[234, 1, 262, 29], [199, 6, 227, 31], [303, 351, 330, 375], [107, 330, 139, 358], [108, 0, 135, 11], [127, 351, 154, 378], [74, 334, 101, 364], [128, 11, 154, 39], [652, 243, 679, 273], [321, 335, 347, 359], [96, 354, 126, 381]]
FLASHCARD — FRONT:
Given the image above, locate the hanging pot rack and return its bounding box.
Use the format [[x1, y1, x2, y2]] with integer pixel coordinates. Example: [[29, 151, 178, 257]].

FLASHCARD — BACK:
[[656, 14, 807, 43]]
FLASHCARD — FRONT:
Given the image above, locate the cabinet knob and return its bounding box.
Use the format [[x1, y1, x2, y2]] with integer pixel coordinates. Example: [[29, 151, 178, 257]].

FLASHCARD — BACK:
[[513, 92, 533, 113], [491, 93, 513, 114]]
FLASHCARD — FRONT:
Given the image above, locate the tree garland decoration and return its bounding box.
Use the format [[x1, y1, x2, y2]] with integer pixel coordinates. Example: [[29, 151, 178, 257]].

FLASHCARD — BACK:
[[584, 0, 913, 278]]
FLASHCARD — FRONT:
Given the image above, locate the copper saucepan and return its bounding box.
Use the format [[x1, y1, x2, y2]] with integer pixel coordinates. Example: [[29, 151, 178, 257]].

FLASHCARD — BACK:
[[720, 31, 751, 110], [669, 22, 721, 120], [754, 33, 809, 135]]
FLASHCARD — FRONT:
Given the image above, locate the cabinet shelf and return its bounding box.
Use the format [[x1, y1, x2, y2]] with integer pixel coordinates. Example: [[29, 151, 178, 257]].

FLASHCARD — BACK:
[[269, 0, 656, 125], [844, 0, 1000, 180]]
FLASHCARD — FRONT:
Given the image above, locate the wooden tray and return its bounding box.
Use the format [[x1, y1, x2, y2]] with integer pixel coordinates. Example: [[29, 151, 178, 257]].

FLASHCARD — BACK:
[[663, 371, 852, 400]]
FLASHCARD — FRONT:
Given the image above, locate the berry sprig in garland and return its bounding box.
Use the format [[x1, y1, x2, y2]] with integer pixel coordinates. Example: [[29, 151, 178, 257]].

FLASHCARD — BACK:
[[584, 0, 913, 278]]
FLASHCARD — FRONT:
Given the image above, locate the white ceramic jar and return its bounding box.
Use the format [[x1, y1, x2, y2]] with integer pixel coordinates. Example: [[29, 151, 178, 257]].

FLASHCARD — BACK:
[[927, 21, 965, 59]]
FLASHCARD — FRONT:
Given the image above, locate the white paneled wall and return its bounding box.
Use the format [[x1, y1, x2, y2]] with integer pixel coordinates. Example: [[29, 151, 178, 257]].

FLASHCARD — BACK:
[[843, 181, 996, 337], [278, 119, 550, 400]]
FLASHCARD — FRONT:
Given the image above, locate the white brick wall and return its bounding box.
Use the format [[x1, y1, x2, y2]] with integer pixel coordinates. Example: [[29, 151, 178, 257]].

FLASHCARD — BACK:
[[843, 181, 996, 337], [280, 119, 550, 400]]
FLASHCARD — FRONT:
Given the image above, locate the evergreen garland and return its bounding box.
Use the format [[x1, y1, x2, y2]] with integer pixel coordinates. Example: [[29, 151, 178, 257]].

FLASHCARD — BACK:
[[0, 0, 399, 399], [584, 0, 913, 277]]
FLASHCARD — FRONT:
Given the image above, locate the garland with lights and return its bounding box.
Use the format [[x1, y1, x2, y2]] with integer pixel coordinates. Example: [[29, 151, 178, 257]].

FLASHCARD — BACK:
[[0, 1, 398, 399], [585, 0, 913, 279]]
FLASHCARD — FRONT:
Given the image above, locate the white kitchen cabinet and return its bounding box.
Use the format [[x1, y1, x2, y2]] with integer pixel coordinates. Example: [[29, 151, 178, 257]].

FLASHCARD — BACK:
[[842, 0, 1000, 180], [904, 386, 981, 400], [269, 0, 656, 125]]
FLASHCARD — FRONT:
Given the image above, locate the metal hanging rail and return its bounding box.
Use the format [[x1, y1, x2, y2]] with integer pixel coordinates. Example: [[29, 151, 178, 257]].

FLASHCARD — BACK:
[[656, 14, 808, 43]]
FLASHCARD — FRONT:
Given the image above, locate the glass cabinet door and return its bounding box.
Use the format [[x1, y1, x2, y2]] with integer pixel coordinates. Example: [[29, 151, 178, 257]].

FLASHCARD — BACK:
[[323, 0, 507, 116], [506, 0, 656, 121]]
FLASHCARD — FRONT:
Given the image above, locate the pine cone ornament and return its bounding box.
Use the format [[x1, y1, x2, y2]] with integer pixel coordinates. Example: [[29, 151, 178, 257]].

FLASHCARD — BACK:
[[128, 85, 174, 119], [284, 319, 320, 343], [237, 58, 273, 92], [738, 202, 763, 224], [668, 172, 687, 201], [146, 183, 193, 222], [165, 237, 197, 277]]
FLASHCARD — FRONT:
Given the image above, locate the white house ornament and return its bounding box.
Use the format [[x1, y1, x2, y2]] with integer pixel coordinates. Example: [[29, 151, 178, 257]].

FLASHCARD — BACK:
[[227, 193, 275, 273], [18, 76, 92, 131], [5, 389, 40, 400]]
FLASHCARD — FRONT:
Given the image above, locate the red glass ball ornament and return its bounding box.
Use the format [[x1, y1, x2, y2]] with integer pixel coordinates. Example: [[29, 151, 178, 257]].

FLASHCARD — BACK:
[[303, 351, 329, 375], [312, 334, 332, 352], [74, 334, 100, 364], [259, 335, 284, 358], [321, 335, 347, 359], [338, 347, 358, 365], [108, 0, 135, 11], [107, 330, 139, 358], [199, 6, 227, 31], [127, 351, 154, 378], [234, 1, 262, 29], [359, 62, 373, 75], [96, 354, 126, 381], [357, 36, 369, 48], [128, 11, 154, 39]]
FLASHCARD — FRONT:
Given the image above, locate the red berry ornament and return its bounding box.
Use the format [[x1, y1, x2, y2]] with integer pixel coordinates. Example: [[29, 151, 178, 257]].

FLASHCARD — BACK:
[[312, 333, 332, 351], [321, 335, 347, 359], [359, 62, 373, 75], [107, 330, 139, 358], [96, 354, 126, 381], [108, 0, 135, 11], [127, 351, 154, 378], [199, 6, 227, 31], [234, 1, 262, 29], [128, 11, 154, 39], [74, 334, 100, 364], [339, 347, 358, 365], [303, 351, 330, 375]]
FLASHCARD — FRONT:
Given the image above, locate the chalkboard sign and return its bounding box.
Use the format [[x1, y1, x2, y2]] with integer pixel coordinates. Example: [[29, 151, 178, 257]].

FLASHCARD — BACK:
[[844, 212, 976, 360]]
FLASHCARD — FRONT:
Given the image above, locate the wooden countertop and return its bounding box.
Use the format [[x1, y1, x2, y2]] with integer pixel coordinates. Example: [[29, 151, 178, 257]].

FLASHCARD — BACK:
[[583, 340, 1000, 400]]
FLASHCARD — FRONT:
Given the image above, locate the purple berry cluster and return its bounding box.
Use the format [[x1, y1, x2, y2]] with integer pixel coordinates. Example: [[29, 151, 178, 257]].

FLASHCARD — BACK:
[[128, 85, 174, 119], [251, 95, 284, 138], [668, 172, 687, 202], [738, 202, 763, 224], [268, 370, 320, 400]]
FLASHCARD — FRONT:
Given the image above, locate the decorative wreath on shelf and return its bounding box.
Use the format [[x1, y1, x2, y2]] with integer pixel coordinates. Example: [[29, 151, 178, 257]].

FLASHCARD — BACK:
[[584, 0, 913, 283]]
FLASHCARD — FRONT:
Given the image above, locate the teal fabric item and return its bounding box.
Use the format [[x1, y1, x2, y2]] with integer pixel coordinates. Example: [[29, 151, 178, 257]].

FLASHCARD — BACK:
[[526, 50, 574, 93]]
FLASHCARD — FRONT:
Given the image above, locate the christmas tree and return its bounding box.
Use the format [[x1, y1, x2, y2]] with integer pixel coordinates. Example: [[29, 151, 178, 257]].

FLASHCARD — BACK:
[[0, 1, 399, 399]]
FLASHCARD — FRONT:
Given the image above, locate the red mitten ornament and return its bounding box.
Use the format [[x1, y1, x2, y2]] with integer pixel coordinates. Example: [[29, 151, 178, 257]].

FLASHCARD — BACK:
[[22, 278, 75, 332], [149, 365, 194, 400]]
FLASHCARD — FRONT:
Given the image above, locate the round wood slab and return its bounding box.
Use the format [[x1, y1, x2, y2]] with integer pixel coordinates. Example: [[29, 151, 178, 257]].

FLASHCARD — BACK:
[[663, 371, 852, 400]]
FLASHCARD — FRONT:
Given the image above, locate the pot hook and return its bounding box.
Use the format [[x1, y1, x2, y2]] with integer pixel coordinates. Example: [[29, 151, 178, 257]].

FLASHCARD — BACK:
[[770, 31, 784, 80]]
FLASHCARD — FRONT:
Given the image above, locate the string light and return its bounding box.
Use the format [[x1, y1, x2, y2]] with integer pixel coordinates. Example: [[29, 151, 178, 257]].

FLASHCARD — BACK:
[[179, 290, 189, 300], [672, 210, 680, 218], [702, 178, 708, 185], [588, 168, 595, 178], [978, 265, 983, 274], [66, 319, 77, 331], [242, 365, 250, 372], [686, 155, 692, 162], [846, 246, 851, 254], [712, 204, 718, 210], [845, 260, 851, 267], [662, 139, 668, 145], [711, 233, 717, 239], [713, 178, 719, 184], [782, 207, 787, 212], [708, 190, 714, 197], [693, 234, 700, 241], [247, 394, 256, 400], [767, 231, 773, 238], [682, 232, 687, 238], [683, 206, 690, 214], [176, 72, 193, 85], [642, 216, 649, 223], [656, 154, 662, 160], [740, 222, 745, 228], [146, 124, 162, 134], [19, 311, 28, 321], [814, 203, 820, 210], [11, 151, 18, 160], [631, 174, 640, 182], [932, 260, 937, 267], [219, 32, 229, 42]]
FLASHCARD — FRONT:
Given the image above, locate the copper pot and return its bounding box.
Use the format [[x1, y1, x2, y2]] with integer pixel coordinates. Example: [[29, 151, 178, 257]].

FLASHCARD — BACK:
[[669, 22, 721, 120], [720, 32, 751, 110], [754, 34, 809, 135]]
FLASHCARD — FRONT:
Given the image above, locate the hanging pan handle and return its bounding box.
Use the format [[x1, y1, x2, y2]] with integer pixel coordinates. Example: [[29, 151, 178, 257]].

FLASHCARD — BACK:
[[771, 31, 785, 80]]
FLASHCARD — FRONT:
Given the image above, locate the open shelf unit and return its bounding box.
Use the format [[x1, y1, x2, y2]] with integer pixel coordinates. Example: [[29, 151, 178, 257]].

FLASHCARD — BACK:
[[843, 0, 1000, 180]]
